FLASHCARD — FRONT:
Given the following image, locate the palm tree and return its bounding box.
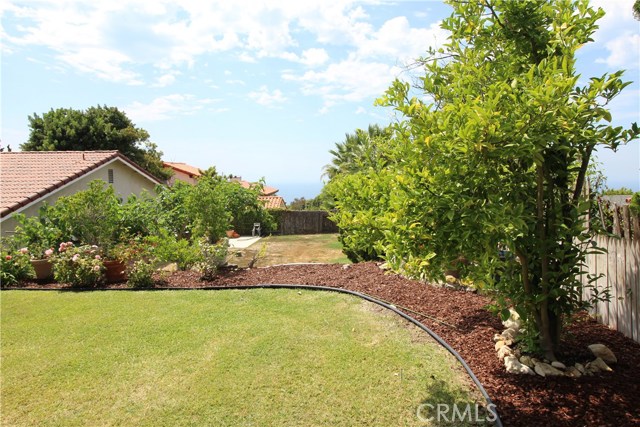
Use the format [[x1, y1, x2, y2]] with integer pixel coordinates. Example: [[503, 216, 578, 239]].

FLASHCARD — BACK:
[[323, 124, 391, 181]]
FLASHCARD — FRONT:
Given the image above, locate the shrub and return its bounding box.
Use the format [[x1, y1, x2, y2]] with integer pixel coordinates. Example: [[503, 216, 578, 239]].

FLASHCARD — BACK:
[[52, 242, 104, 287], [13, 204, 63, 259], [127, 260, 156, 288], [120, 191, 162, 238], [187, 176, 231, 242], [630, 192, 640, 216], [52, 181, 122, 250], [198, 238, 229, 280], [147, 231, 202, 271], [0, 242, 34, 286]]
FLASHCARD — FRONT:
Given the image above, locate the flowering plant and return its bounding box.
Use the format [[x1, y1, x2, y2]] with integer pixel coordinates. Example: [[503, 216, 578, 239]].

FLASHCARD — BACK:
[[13, 207, 62, 259], [0, 244, 34, 286], [52, 242, 104, 287]]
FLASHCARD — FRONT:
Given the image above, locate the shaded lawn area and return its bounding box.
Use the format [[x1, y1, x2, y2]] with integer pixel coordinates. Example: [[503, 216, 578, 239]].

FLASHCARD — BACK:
[[1, 290, 485, 426]]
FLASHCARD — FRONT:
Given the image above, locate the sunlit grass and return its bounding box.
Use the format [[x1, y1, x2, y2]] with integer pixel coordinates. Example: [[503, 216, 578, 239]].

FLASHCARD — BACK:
[[256, 233, 351, 265], [2, 290, 482, 426]]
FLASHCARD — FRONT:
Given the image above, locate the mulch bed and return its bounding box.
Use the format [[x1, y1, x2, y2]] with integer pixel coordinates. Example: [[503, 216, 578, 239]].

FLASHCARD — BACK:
[[10, 262, 640, 427]]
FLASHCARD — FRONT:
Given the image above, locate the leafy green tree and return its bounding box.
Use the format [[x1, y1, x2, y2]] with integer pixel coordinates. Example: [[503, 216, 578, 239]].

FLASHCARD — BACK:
[[347, 0, 639, 360], [634, 0, 640, 20], [224, 179, 276, 235], [155, 181, 196, 239], [187, 175, 233, 242], [288, 194, 331, 210], [602, 187, 634, 195], [21, 105, 172, 180]]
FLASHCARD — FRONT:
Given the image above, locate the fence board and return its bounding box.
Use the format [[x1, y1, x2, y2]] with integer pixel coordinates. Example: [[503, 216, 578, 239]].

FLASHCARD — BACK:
[[582, 234, 640, 343], [622, 206, 631, 239], [633, 243, 640, 343], [608, 238, 617, 330], [613, 206, 622, 235], [616, 237, 629, 338]]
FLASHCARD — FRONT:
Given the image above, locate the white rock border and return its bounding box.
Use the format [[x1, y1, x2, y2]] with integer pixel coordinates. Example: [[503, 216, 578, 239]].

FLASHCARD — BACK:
[[495, 309, 617, 378]]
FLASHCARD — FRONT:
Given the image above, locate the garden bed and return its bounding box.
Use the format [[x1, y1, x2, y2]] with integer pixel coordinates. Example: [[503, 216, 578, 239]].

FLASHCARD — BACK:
[[11, 261, 640, 427]]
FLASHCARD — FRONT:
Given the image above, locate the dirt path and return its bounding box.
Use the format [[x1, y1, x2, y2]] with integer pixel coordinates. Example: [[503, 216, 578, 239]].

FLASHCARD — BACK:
[[242, 234, 350, 266]]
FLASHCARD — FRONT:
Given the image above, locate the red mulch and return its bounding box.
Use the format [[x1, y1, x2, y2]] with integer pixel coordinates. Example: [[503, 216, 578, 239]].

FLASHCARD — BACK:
[[11, 262, 640, 427]]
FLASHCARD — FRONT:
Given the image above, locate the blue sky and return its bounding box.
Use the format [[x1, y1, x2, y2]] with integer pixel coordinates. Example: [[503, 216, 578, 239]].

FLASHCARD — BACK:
[[2, 0, 639, 202]]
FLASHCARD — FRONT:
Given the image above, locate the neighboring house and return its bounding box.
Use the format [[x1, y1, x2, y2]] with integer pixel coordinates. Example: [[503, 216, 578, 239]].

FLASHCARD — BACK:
[[231, 176, 279, 197], [163, 162, 202, 186], [229, 176, 285, 208], [161, 162, 286, 208], [600, 195, 632, 206], [0, 151, 162, 234], [259, 195, 286, 210]]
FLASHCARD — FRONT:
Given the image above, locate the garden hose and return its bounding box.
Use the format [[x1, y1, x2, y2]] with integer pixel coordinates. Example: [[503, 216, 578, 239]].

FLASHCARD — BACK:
[[191, 283, 503, 427]]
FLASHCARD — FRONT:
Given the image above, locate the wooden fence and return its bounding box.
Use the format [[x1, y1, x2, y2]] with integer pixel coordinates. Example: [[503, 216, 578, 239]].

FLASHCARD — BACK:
[[581, 202, 640, 343], [270, 210, 338, 235]]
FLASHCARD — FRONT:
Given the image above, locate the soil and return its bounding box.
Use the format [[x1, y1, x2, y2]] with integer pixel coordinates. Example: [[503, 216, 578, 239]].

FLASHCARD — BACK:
[[11, 262, 640, 427]]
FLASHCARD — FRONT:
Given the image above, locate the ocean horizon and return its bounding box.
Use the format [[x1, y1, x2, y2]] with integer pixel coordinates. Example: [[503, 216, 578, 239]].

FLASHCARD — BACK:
[[271, 181, 324, 205], [272, 177, 639, 207]]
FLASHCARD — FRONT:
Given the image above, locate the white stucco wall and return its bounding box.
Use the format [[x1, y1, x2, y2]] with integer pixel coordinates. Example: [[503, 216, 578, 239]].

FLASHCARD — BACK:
[[1, 158, 160, 235]]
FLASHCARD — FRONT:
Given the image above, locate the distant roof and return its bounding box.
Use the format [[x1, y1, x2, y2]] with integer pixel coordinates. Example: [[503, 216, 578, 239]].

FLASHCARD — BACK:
[[0, 150, 161, 219], [600, 195, 631, 206], [259, 195, 286, 209], [237, 180, 278, 196], [163, 162, 202, 178]]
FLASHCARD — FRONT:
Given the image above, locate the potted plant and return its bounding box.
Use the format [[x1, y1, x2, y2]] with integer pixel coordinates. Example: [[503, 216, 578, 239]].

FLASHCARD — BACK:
[[13, 208, 63, 281], [102, 241, 133, 283], [30, 246, 55, 280]]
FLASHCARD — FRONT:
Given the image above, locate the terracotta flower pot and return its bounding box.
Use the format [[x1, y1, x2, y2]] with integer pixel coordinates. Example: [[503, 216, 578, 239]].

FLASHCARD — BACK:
[[31, 259, 54, 280], [103, 260, 127, 283]]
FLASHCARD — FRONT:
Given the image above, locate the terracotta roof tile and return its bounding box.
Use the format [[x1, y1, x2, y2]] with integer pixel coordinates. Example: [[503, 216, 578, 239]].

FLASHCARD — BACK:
[[259, 195, 286, 209], [0, 151, 159, 218], [238, 180, 279, 196], [163, 162, 203, 178]]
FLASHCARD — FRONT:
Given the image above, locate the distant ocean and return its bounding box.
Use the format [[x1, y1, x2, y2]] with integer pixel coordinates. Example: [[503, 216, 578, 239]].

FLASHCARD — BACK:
[[272, 182, 324, 205]]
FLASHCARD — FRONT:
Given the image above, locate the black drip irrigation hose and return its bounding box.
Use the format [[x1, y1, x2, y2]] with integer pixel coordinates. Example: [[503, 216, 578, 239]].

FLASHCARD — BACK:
[[10, 283, 503, 426]]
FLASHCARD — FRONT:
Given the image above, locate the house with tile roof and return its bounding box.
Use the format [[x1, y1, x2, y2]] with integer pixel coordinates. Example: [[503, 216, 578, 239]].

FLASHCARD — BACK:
[[232, 177, 279, 197], [163, 162, 202, 186], [259, 195, 286, 210], [161, 161, 287, 210], [0, 151, 162, 234]]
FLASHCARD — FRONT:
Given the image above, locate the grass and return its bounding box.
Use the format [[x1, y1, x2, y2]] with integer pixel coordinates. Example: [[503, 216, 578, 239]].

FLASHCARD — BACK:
[[1, 290, 485, 426], [245, 233, 351, 266]]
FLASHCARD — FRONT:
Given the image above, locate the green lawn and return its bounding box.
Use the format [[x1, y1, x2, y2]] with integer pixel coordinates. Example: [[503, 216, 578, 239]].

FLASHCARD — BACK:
[[1, 290, 483, 426]]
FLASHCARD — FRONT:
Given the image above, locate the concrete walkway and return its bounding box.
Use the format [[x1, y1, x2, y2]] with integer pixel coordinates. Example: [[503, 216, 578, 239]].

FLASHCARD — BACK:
[[228, 236, 261, 249]]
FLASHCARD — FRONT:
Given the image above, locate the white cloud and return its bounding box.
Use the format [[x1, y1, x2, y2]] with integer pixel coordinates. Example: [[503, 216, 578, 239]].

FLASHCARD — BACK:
[[590, 0, 637, 41], [355, 17, 447, 63], [282, 13, 446, 111], [284, 57, 404, 111], [300, 48, 330, 67], [1, 0, 446, 104], [248, 86, 287, 107], [125, 94, 218, 122], [596, 32, 640, 69], [153, 71, 180, 87]]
